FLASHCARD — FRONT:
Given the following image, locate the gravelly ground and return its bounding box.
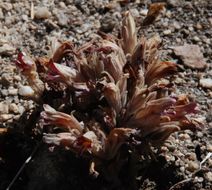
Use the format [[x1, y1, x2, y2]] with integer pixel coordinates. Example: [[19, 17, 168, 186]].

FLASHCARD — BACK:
[[0, 0, 211, 190]]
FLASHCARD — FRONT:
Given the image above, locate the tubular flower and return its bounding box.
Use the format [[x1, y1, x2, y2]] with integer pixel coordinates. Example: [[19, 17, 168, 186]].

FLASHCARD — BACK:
[[121, 11, 137, 55], [40, 104, 84, 134], [16, 51, 44, 99]]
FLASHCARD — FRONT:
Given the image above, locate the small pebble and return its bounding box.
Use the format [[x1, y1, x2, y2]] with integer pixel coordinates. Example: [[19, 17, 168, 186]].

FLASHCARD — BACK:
[[22, 14, 28, 21], [1, 2, 13, 11], [208, 158, 212, 167], [176, 38, 181, 43], [206, 144, 212, 152], [0, 102, 9, 114], [173, 21, 181, 30], [13, 115, 21, 121], [203, 38, 210, 44], [25, 100, 34, 110], [188, 26, 194, 32], [205, 172, 212, 182], [166, 143, 175, 152], [18, 105, 25, 114], [187, 153, 196, 161], [196, 131, 203, 138], [1, 89, 8, 96], [13, 75, 21, 82], [100, 17, 116, 33], [175, 77, 184, 84], [165, 155, 174, 162], [166, 11, 172, 18], [140, 9, 148, 16], [208, 18, 212, 26], [18, 86, 35, 97], [56, 12, 69, 26], [8, 88, 18, 96], [59, 2, 66, 8], [163, 29, 172, 35], [130, 8, 139, 17], [1, 73, 13, 86], [77, 23, 91, 34], [160, 146, 168, 153], [0, 44, 16, 56], [13, 96, 19, 104], [34, 7, 51, 19], [162, 21, 168, 27], [0, 8, 3, 19], [180, 166, 185, 173], [178, 133, 190, 140], [0, 114, 13, 122], [167, 0, 180, 7], [193, 36, 200, 42], [195, 23, 202, 30], [187, 161, 199, 172], [194, 176, 204, 183], [199, 78, 212, 89], [9, 103, 19, 114]]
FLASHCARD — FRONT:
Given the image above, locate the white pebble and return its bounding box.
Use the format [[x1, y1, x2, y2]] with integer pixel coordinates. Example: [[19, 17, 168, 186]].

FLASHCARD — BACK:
[[193, 36, 200, 42], [200, 78, 212, 89], [178, 133, 190, 140], [0, 44, 16, 56], [13, 75, 21, 82], [18, 86, 35, 97], [0, 114, 13, 122], [140, 9, 148, 16], [206, 144, 212, 152], [9, 103, 19, 114], [8, 88, 18, 96], [18, 105, 25, 114], [163, 29, 172, 35], [34, 7, 51, 19], [205, 172, 212, 182], [0, 101, 9, 114]]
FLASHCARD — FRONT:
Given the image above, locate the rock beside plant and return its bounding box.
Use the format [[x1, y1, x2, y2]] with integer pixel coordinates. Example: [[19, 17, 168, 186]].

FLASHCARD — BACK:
[[173, 44, 207, 69], [199, 78, 212, 89]]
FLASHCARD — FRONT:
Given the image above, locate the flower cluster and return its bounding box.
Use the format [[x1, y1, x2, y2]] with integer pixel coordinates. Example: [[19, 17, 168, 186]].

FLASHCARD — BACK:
[[15, 11, 201, 177]]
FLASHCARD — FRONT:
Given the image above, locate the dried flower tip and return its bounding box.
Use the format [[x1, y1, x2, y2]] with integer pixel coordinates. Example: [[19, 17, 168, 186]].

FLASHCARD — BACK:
[[103, 82, 122, 114], [47, 61, 78, 86], [89, 161, 99, 178], [148, 124, 180, 144], [16, 51, 36, 70], [142, 3, 166, 26], [41, 104, 84, 134], [15, 51, 44, 100], [104, 128, 136, 159], [51, 41, 74, 63], [76, 131, 103, 155], [121, 11, 137, 55], [145, 61, 177, 85], [43, 132, 77, 146]]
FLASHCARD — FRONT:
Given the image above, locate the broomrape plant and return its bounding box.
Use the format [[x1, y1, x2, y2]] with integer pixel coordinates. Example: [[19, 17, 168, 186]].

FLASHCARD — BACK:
[[15, 11, 201, 179]]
